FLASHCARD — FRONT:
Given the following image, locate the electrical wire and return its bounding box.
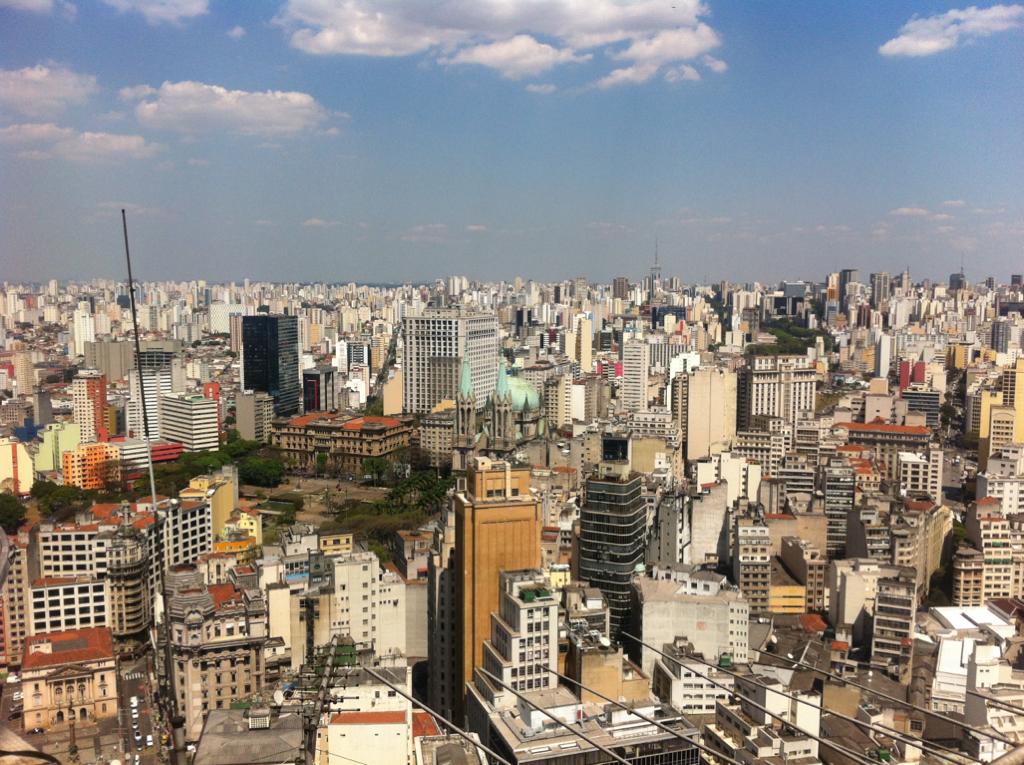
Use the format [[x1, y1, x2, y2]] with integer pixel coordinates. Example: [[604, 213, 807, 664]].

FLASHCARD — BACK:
[[624, 632, 974, 765], [755, 649, 1017, 747], [543, 665, 747, 765], [362, 667, 512, 765], [477, 667, 631, 765]]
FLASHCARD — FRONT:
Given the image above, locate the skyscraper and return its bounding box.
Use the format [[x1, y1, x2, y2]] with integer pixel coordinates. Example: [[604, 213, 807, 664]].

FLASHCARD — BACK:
[[578, 459, 645, 637], [620, 337, 649, 413], [71, 370, 108, 443], [434, 456, 541, 722], [401, 307, 498, 414], [242, 314, 300, 417]]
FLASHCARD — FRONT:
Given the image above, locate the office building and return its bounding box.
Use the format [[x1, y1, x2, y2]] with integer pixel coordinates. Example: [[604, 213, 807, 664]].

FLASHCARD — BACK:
[[578, 461, 646, 636], [430, 457, 541, 722], [242, 314, 301, 416], [302, 365, 336, 412], [401, 307, 499, 414], [160, 392, 220, 452], [737, 355, 816, 430]]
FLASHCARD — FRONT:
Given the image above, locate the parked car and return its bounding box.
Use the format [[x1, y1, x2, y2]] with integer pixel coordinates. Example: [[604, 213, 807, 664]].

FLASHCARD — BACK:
[[28, 727, 43, 735], [146, 735, 153, 747]]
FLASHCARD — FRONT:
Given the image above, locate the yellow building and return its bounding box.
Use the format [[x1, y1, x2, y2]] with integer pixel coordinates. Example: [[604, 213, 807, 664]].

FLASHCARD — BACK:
[[454, 457, 541, 721], [180, 469, 237, 539], [319, 531, 354, 556], [768, 559, 807, 615]]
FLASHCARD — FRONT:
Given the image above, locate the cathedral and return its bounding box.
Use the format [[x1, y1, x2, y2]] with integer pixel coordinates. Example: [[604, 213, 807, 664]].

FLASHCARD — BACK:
[[453, 357, 546, 470]]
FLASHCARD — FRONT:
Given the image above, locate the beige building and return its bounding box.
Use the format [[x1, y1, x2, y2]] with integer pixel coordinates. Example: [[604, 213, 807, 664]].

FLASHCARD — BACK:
[[673, 366, 737, 462], [161, 566, 268, 741], [20, 626, 118, 732]]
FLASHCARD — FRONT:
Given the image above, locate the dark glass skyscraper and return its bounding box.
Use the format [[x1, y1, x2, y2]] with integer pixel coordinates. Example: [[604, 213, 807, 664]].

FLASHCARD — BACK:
[[578, 460, 646, 637], [242, 314, 300, 417]]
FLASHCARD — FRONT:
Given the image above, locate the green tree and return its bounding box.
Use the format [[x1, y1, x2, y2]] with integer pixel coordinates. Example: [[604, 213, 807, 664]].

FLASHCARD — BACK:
[[361, 457, 389, 486], [239, 456, 284, 487], [315, 453, 328, 476], [0, 494, 27, 533]]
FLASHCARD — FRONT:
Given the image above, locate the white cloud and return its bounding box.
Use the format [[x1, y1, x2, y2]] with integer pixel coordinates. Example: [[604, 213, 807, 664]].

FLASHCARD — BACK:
[[702, 54, 728, 73], [0, 121, 163, 161], [186, 157, 209, 166], [101, 0, 208, 25], [596, 63, 659, 89], [613, 24, 720, 66], [889, 206, 931, 217], [126, 80, 330, 136], [227, 25, 245, 39], [0, 0, 75, 17], [94, 201, 165, 218], [942, 199, 967, 207], [880, 4, 1024, 57], [276, 0, 720, 87], [442, 35, 589, 79], [930, 212, 954, 221], [465, 224, 488, 232], [302, 217, 340, 227], [525, 83, 557, 94], [664, 64, 701, 83], [0, 65, 98, 117]]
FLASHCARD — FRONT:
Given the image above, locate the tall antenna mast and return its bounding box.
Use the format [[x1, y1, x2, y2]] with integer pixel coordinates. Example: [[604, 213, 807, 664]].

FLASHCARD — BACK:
[[122, 209, 158, 511]]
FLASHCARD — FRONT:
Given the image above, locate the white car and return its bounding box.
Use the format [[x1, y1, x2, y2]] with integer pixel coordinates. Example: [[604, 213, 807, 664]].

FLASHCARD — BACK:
[[130, 696, 138, 707], [133, 731, 142, 742], [145, 735, 153, 748], [5, 674, 19, 684]]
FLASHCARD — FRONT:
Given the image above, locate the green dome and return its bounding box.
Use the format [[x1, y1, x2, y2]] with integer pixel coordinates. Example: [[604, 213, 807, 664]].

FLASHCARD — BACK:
[[506, 376, 540, 412]]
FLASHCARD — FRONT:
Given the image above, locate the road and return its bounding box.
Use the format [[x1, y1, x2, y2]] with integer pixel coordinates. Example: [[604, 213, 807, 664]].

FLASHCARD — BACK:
[[116, 654, 164, 765]]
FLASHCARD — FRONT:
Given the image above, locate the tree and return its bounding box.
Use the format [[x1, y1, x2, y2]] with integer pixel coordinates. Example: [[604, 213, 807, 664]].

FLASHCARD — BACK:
[[315, 453, 328, 477], [362, 457, 389, 486], [0, 494, 26, 533], [239, 456, 283, 487]]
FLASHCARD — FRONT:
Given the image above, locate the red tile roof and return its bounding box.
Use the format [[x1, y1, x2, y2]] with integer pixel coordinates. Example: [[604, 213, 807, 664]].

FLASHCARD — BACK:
[[22, 627, 114, 670], [330, 711, 406, 725], [799, 614, 828, 633], [412, 711, 440, 738], [208, 583, 242, 610]]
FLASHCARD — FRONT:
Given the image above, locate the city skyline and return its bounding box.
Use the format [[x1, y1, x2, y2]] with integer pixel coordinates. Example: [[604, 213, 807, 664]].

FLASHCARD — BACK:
[[2, 1, 1023, 283]]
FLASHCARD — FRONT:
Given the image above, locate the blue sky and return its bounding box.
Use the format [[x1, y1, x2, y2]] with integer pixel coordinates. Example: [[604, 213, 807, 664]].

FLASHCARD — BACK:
[[2, 0, 1022, 284]]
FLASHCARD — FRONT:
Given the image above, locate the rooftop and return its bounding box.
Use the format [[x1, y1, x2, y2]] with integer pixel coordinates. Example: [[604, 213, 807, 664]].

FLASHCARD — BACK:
[[22, 626, 115, 671]]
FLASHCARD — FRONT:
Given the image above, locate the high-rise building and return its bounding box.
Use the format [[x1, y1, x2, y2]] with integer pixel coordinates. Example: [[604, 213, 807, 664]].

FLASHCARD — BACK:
[[733, 518, 771, 614], [236, 391, 275, 442], [160, 392, 220, 452], [401, 308, 498, 414], [737, 355, 816, 430], [446, 458, 544, 720], [820, 455, 855, 559], [870, 271, 891, 308], [992, 319, 1012, 354], [620, 337, 649, 413], [242, 314, 300, 416], [673, 366, 737, 461], [71, 369, 108, 443], [612, 276, 630, 301], [579, 460, 645, 637], [72, 307, 95, 357], [13, 351, 33, 398], [302, 366, 336, 412]]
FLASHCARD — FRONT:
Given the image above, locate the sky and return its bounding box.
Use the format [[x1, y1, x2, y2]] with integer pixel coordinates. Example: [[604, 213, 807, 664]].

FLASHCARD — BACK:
[[1, 0, 1023, 285]]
